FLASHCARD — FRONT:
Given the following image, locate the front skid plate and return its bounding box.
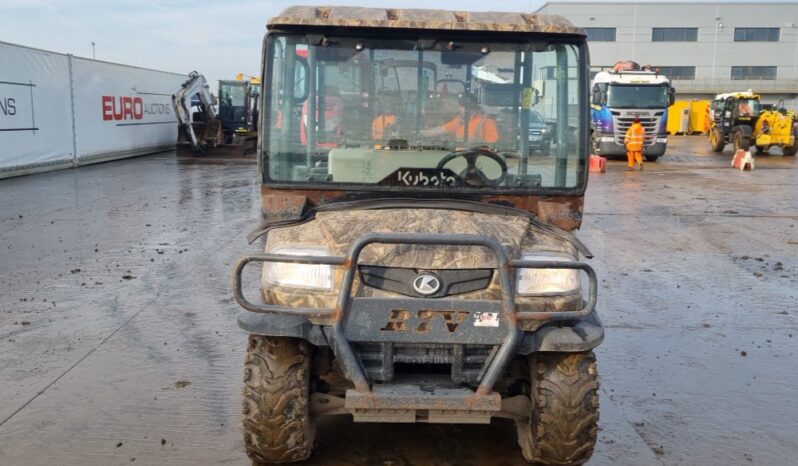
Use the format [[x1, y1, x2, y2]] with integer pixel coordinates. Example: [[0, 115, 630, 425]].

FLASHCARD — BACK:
[[345, 385, 501, 424]]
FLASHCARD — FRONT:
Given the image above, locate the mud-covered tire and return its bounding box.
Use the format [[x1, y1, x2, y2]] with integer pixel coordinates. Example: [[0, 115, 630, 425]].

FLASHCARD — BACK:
[[243, 336, 315, 464], [516, 351, 599, 465], [710, 128, 725, 153]]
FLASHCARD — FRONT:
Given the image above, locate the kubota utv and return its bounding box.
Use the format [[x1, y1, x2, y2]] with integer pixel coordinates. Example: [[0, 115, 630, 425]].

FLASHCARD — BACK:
[[709, 91, 797, 155], [233, 6, 603, 465]]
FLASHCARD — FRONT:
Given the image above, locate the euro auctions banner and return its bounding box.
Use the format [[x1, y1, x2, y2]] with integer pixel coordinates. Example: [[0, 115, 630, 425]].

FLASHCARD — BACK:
[[0, 42, 74, 175], [71, 58, 183, 162], [0, 41, 184, 178]]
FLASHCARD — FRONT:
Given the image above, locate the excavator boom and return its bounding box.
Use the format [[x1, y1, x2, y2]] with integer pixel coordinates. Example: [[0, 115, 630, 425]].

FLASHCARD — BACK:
[[171, 71, 222, 153]]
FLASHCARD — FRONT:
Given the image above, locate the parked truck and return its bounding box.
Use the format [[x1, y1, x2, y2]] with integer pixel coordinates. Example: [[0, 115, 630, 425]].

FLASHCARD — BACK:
[[590, 62, 675, 161]]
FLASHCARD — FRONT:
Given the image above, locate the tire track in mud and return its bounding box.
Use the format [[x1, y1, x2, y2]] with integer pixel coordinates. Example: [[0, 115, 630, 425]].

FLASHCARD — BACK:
[[583, 140, 798, 465], [0, 292, 162, 428]]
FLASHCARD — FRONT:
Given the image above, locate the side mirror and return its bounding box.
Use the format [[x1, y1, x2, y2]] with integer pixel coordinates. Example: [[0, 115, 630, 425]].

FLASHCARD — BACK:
[[669, 87, 676, 106], [591, 84, 603, 106]]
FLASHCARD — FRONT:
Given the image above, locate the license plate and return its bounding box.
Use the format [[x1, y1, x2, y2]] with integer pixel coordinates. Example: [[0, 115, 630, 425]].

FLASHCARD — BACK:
[[530, 136, 542, 141]]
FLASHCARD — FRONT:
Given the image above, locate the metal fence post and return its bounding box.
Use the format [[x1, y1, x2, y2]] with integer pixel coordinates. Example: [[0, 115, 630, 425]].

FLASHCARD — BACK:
[[67, 54, 78, 167]]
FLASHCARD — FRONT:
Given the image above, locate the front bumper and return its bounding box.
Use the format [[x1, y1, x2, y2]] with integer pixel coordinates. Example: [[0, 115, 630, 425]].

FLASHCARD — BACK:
[[237, 306, 603, 354], [233, 232, 600, 421], [528, 135, 552, 151], [594, 139, 667, 158]]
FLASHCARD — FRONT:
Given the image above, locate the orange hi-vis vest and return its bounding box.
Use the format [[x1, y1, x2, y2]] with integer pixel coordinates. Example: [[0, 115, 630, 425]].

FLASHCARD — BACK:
[[625, 123, 645, 152], [441, 113, 499, 143]]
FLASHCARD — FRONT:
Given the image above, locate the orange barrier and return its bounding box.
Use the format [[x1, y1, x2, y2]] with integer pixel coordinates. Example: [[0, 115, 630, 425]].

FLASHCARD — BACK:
[[589, 154, 607, 173]]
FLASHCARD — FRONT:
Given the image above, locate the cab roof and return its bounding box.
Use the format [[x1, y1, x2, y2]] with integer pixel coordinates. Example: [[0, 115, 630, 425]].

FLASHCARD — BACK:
[[267, 6, 584, 36], [592, 70, 670, 86], [714, 90, 760, 100]]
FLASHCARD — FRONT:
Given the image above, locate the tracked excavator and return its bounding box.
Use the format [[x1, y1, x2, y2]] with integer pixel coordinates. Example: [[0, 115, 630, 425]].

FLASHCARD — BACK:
[[171, 71, 256, 157]]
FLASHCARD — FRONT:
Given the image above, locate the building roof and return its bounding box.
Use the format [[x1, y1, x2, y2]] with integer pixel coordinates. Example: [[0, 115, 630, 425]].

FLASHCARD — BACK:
[[268, 6, 584, 35]]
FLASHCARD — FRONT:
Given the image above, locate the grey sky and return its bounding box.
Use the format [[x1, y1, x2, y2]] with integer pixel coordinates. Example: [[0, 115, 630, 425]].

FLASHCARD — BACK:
[[0, 0, 788, 86], [0, 0, 540, 86]]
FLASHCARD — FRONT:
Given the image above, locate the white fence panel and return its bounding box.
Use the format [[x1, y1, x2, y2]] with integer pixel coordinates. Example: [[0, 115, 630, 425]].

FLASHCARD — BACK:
[[0, 41, 186, 179], [71, 58, 183, 164], [0, 42, 74, 176]]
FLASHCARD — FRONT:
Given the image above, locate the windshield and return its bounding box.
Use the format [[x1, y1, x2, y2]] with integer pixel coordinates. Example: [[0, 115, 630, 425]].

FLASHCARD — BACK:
[[606, 84, 669, 109], [529, 111, 546, 124], [735, 98, 759, 116], [263, 34, 586, 191], [221, 83, 247, 108]]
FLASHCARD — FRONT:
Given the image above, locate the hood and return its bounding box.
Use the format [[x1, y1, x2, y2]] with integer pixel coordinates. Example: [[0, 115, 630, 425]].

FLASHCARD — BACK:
[[265, 208, 574, 269]]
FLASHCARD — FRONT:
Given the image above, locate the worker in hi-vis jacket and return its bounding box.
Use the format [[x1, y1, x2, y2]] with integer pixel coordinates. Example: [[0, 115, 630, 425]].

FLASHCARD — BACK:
[[624, 116, 646, 171]]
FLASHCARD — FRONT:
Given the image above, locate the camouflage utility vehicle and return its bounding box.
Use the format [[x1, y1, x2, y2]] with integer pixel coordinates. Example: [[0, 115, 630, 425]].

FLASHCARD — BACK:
[[234, 6, 603, 465]]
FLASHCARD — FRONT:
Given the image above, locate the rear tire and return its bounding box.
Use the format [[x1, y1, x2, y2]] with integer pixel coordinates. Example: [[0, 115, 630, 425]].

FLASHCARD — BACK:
[[733, 130, 751, 152], [516, 351, 599, 465], [783, 133, 797, 156], [710, 128, 725, 153], [644, 154, 660, 162], [243, 336, 315, 464]]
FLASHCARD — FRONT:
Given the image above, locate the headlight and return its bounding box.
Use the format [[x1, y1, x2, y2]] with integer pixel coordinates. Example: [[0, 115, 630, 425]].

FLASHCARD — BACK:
[[263, 246, 333, 290], [516, 252, 581, 295], [540, 128, 550, 134]]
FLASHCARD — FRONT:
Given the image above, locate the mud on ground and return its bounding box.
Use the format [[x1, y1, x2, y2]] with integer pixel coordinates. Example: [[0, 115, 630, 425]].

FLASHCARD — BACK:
[[0, 137, 796, 465]]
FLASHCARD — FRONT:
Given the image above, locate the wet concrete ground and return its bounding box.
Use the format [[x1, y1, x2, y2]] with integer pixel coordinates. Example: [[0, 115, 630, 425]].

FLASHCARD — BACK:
[[0, 137, 796, 465]]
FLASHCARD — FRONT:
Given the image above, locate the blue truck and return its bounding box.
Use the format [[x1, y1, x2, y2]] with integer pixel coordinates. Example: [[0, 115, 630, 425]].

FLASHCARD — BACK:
[[590, 67, 675, 161]]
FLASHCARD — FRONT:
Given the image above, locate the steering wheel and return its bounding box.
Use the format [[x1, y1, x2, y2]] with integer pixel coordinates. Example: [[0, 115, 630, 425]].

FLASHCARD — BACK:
[[436, 147, 508, 187]]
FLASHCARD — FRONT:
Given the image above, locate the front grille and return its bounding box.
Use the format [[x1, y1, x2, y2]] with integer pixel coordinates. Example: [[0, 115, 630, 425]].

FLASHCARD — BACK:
[[355, 343, 493, 385], [359, 266, 493, 298], [613, 116, 660, 146]]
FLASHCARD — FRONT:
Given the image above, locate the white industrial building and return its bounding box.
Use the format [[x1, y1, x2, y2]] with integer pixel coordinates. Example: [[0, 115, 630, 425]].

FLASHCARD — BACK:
[[537, 1, 798, 104]]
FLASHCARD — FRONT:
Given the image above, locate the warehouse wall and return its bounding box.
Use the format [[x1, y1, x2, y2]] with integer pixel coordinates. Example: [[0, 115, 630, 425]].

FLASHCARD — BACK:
[[538, 2, 798, 106], [0, 41, 185, 179]]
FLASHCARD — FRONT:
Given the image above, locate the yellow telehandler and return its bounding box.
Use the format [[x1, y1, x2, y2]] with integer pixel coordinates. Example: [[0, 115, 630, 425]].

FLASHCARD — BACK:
[[753, 99, 797, 155], [709, 91, 797, 155]]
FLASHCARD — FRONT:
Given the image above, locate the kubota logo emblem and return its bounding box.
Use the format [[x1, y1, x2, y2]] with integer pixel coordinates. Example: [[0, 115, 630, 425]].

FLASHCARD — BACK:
[[412, 273, 441, 295]]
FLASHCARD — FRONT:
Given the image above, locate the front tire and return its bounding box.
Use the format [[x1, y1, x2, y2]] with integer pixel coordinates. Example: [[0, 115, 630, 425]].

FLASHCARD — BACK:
[[710, 128, 725, 153], [733, 130, 751, 152], [243, 336, 315, 464], [516, 351, 599, 465], [541, 141, 552, 156]]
